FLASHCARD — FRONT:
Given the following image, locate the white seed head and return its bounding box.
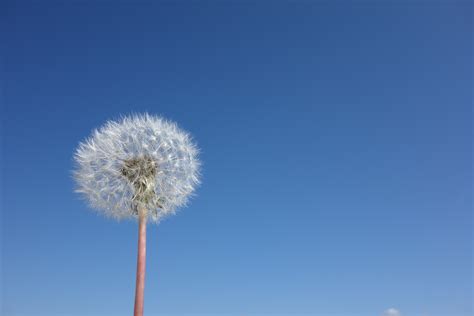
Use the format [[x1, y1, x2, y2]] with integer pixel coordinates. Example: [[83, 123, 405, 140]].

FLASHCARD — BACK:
[[73, 114, 201, 222]]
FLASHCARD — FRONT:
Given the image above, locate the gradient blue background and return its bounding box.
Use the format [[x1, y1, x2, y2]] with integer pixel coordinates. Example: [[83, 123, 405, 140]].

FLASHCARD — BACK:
[[2, 1, 472, 316]]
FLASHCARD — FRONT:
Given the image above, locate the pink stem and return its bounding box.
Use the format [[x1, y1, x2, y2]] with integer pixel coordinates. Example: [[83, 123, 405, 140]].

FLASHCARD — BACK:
[[134, 212, 147, 316]]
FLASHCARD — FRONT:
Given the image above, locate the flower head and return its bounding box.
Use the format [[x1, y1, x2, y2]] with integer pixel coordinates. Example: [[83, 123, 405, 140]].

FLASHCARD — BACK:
[[73, 114, 200, 222]]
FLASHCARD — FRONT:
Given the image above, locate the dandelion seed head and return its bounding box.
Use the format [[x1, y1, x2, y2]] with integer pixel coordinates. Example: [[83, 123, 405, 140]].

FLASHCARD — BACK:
[[73, 114, 201, 222]]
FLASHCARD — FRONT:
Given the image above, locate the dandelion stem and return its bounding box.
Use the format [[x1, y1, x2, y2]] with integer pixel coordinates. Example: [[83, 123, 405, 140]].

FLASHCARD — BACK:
[[134, 209, 147, 316]]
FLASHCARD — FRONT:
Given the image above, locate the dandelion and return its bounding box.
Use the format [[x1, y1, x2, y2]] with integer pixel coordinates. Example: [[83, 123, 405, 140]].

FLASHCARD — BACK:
[[73, 113, 200, 316]]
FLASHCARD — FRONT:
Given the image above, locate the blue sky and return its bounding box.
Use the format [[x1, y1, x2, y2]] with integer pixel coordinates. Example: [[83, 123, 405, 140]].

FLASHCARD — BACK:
[[1, 1, 472, 316]]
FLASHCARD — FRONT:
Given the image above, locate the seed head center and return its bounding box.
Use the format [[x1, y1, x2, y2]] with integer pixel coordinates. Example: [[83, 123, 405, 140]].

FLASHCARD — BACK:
[[121, 156, 157, 205]]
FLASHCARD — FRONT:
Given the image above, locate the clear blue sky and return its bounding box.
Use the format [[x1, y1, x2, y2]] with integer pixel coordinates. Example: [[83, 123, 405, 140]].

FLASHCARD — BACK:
[[2, 1, 472, 316]]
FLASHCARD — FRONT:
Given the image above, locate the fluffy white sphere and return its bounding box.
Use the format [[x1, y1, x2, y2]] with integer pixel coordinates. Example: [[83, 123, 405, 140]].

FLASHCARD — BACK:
[[73, 114, 200, 222]]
